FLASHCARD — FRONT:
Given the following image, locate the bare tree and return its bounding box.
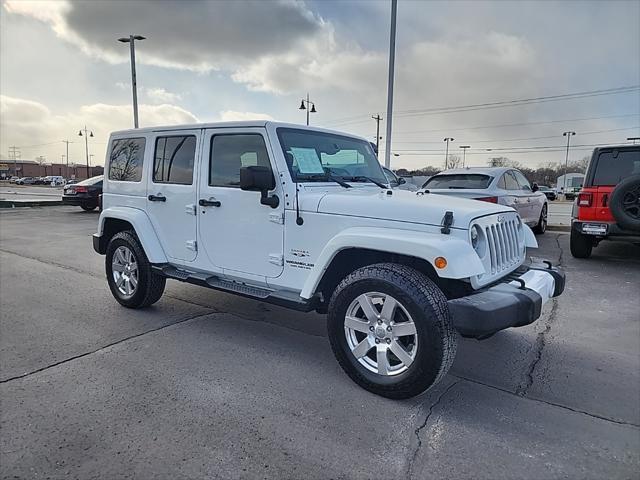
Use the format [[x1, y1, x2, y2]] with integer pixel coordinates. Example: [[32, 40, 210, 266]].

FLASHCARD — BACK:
[[446, 154, 461, 169]]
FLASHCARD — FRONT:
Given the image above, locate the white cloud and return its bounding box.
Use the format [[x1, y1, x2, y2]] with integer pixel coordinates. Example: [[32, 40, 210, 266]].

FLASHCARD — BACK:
[[1, 95, 198, 165], [145, 88, 182, 104], [219, 110, 274, 122]]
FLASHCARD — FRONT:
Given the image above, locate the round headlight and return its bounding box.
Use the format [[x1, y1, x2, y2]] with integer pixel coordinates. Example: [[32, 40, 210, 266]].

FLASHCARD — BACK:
[[470, 225, 480, 250]]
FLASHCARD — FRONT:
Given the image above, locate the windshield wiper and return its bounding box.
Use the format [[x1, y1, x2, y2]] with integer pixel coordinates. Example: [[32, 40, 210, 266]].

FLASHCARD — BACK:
[[346, 176, 389, 188], [296, 173, 351, 188]]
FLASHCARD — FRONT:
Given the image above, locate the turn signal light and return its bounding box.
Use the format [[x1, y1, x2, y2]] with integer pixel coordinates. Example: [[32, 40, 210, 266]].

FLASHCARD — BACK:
[[476, 196, 498, 203], [434, 257, 447, 269], [578, 192, 592, 207]]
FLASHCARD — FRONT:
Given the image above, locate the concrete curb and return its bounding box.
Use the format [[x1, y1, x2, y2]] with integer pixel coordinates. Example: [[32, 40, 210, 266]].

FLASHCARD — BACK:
[[0, 200, 64, 208], [547, 224, 571, 232]]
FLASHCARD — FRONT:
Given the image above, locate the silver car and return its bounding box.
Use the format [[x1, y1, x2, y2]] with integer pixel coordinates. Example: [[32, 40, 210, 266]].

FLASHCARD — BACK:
[[421, 167, 548, 234]]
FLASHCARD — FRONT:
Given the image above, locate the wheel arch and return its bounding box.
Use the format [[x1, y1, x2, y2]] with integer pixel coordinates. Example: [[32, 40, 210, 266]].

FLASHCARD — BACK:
[[96, 207, 167, 263], [301, 227, 485, 301]]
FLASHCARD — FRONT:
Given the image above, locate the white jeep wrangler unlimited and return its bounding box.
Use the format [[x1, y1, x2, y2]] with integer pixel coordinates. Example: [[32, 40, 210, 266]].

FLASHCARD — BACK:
[[94, 121, 565, 399]]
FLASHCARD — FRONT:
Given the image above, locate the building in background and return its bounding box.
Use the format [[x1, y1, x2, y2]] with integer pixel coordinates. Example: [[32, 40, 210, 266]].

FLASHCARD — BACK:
[[0, 160, 103, 180]]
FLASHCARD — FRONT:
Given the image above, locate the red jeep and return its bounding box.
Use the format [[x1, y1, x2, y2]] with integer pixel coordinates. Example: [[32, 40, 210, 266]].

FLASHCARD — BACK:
[[570, 144, 640, 258]]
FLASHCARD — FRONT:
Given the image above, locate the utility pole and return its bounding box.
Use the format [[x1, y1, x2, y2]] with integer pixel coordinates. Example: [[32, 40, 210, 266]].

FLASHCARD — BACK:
[[384, 0, 398, 169], [8, 146, 20, 176], [460, 145, 470, 167], [118, 35, 146, 128], [78, 126, 93, 178], [62, 140, 72, 177], [372, 114, 382, 152], [298, 93, 317, 126], [562, 131, 575, 198], [444, 137, 454, 169]]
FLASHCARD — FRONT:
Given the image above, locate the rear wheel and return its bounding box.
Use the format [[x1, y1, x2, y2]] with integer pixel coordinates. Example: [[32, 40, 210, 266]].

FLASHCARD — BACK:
[[81, 203, 97, 211], [570, 229, 593, 258], [533, 204, 547, 234], [105, 231, 166, 308], [327, 263, 457, 399]]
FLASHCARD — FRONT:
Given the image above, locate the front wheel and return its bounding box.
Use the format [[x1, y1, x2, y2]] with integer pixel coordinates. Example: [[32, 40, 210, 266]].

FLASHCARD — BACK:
[[105, 231, 166, 308], [327, 263, 457, 399]]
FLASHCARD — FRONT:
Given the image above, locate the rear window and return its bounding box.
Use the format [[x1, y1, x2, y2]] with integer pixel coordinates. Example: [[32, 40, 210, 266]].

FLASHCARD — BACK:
[[424, 174, 493, 189], [593, 149, 640, 185], [108, 138, 146, 182]]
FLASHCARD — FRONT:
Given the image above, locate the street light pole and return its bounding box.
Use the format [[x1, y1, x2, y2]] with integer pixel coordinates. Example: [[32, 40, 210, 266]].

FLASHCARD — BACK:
[[298, 93, 317, 126], [383, 0, 398, 169], [562, 131, 575, 197], [78, 126, 93, 178], [443, 137, 454, 169], [460, 145, 470, 167], [62, 140, 72, 177], [372, 114, 382, 153], [118, 35, 146, 128]]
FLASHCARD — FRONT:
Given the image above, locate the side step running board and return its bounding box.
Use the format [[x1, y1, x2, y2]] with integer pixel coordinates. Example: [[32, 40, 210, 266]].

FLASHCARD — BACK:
[[152, 264, 317, 312]]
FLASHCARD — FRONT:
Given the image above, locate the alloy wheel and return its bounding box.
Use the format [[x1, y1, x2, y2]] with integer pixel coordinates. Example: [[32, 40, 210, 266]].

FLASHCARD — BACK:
[[111, 246, 139, 297], [344, 292, 418, 376]]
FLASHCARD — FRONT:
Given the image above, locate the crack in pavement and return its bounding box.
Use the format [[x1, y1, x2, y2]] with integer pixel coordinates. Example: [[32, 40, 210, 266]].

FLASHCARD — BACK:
[[452, 374, 640, 428], [407, 380, 460, 479], [0, 311, 214, 384]]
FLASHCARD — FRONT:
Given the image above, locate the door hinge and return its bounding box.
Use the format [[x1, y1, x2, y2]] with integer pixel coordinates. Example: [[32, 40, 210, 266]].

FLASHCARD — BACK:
[[269, 212, 284, 224], [186, 240, 198, 252], [268, 253, 284, 266]]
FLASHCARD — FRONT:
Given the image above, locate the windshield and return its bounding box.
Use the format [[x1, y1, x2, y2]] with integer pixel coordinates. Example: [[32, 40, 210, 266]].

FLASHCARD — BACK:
[[424, 174, 493, 189], [277, 128, 387, 184]]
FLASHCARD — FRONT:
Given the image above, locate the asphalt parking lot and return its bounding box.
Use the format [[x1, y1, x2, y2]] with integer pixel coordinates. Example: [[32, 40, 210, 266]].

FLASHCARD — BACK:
[[1, 206, 638, 479]]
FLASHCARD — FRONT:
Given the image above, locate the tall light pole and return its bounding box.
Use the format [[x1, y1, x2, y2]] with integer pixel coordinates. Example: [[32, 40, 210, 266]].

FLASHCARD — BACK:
[[444, 137, 454, 169], [384, 0, 398, 169], [459, 145, 470, 168], [562, 131, 575, 197], [298, 93, 317, 126], [78, 126, 93, 178], [118, 35, 146, 128]]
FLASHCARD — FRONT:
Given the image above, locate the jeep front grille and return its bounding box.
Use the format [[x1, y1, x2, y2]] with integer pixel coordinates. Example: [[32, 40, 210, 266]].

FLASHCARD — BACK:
[[471, 211, 525, 288]]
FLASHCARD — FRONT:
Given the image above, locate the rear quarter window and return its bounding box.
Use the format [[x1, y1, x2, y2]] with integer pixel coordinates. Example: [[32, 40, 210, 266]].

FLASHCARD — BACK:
[[592, 148, 640, 185], [108, 138, 146, 182]]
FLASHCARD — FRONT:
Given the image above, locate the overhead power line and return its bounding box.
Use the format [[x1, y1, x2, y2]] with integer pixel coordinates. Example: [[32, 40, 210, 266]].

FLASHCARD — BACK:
[[324, 85, 640, 127]]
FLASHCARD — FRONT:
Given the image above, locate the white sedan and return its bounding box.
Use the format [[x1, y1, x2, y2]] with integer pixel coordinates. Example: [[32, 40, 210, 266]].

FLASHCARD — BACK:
[[421, 167, 548, 234]]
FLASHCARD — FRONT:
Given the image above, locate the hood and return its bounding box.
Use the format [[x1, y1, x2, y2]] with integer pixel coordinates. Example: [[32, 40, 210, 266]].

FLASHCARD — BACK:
[[313, 187, 513, 230]]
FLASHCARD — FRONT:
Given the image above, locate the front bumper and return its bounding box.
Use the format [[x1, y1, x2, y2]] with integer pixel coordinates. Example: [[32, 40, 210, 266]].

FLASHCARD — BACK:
[[448, 263, 565, 339]]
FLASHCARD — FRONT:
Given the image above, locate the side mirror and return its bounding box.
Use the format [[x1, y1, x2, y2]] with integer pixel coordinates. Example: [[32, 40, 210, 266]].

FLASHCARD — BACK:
[[398, 177, 406, 185], [240, 166, 279, 208], [532, 183, 539, 192]]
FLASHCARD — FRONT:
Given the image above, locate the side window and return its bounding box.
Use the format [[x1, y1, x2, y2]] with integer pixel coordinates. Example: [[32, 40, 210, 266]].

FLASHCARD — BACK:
[[497, 174, 507, 189], [513, 170, 531, 191], [153, 135, 196, 184], [209, 134, 271, 187], [383, 167, 399, 186], [503, 171, 520, 190], [108, 138, 145, 182]]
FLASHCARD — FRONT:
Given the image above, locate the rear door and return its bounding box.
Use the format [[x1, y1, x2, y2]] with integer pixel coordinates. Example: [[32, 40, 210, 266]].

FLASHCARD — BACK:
[[146, 130, 200, 263]]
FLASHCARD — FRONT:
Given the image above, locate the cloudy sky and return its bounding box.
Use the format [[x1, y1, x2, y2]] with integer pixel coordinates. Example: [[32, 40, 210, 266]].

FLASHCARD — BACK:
[[1, 0, 639, 170]]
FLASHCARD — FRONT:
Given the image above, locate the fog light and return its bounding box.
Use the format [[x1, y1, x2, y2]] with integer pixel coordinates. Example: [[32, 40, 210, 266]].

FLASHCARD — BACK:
[[434, 257, 447, 269]]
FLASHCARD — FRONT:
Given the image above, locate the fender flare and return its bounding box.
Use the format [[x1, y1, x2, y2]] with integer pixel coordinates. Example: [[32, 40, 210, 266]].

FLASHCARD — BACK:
[[97, 206, 167, 264], [300, 227, 485, 299]]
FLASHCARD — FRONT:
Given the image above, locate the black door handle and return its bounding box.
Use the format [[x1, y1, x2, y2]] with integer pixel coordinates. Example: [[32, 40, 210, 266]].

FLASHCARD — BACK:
[[148, 194, 166, 202], [199, 198, 221, 207]]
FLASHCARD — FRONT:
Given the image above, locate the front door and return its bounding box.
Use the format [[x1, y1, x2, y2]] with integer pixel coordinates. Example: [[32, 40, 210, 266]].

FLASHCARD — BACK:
[[198, 128, 284, 279], [503, 170, 532, 223], [146, 130, 200, 263]]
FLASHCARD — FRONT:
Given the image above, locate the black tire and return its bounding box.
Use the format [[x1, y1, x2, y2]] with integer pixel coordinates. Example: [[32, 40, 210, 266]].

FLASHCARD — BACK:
[[609, 175, 640, 232], [570, 229, 593, 258], [80, 204, 97, 211], [105, 230, 166, 308], [533, 203, 547, 234], [327, 263, 457, 399]]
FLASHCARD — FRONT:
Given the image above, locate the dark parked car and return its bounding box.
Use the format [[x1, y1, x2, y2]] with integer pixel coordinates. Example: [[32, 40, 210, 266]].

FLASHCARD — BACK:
[[538, 185, 557, 201], [62, 175, 103, 211]]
